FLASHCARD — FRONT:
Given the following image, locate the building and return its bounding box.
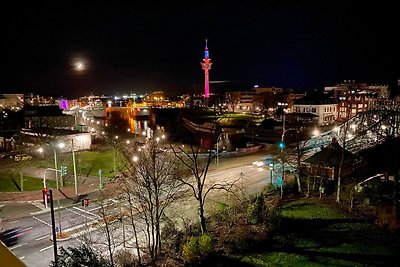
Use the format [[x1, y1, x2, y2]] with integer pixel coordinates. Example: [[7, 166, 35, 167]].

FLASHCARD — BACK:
[[0, 94, 24, 110], [324, 81, 390, 121], [324, 80, 389, 99], [21, 129, 92, 152], [303, 139, 357, 180], [225, 90, 255, 112], [292, 93, 338, 126], [24, 105, 75, 130]]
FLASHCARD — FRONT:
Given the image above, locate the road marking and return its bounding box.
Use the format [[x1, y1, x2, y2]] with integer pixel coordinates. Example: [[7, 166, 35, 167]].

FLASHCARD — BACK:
[[8, 220, 19, 224], [19, 256, 25, 260], [66, 207, 97, 221], [33, 216, 52, 227], [35, 235, 49, 241], [0, 204, 4, 208], [88, 206, 101, 212], [40, 245, 53, 252], [76, 238, 86, 245], [73, 206, 101, 218], [21, 226, 33, 232], [10, 243, 27, 250], [31, 202, 46, 211]]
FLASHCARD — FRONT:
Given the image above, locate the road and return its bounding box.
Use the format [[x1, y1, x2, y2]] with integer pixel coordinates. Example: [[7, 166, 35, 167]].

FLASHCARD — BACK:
[[2, 198, 121, 267], [1, 150, 279, 267]]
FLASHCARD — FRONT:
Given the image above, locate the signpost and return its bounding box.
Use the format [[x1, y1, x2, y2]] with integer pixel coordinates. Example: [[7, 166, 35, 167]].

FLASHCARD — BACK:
[[274, 177, 284, 198], [98, 169, 103, 190], [82, 198, 89, 227], [265, 156, 273, 184]]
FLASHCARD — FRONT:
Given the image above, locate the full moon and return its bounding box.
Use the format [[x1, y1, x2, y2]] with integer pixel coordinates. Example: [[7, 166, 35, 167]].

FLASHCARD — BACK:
[[74, 62, 85, 71]]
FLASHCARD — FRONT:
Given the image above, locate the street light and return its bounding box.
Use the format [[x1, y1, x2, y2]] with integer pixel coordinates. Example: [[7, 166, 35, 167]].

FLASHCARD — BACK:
[[113, 136, 119, 174], [71, 139, 78, 195], [47, 142, 64, 188], [38, 147, 44, 159]]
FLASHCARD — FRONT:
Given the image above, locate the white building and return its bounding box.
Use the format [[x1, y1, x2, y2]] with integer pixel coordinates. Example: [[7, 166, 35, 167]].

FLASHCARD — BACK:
[[292, 95, 338, 126]]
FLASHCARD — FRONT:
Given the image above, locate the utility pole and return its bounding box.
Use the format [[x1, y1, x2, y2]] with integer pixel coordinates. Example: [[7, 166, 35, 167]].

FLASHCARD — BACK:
[[72, 139, 78, 195], [50, 189, 57, 263]]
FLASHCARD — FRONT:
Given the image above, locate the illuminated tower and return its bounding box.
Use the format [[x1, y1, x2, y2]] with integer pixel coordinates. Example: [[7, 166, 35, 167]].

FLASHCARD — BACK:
[[200, 39, 212, 98]]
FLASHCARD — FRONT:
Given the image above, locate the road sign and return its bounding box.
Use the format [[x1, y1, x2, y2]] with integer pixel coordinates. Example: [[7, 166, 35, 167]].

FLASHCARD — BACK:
[[274, 177, 284, 187]]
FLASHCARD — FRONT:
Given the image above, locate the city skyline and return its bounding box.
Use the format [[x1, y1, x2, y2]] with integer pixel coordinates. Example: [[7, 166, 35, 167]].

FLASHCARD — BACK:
[[1, 2, 399, 98]]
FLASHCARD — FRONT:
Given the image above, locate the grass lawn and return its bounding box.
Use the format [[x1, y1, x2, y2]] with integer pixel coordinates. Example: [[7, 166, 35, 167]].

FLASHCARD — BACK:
[[0, 169, 57, 192], [0, 148, 128, 192], [35, 149, 124, 179], [73, 149, 120, 178], [239, 198, 400, 266]]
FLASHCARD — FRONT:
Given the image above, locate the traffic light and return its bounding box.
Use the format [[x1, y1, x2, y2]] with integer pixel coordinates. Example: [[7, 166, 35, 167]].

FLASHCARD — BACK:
[[60, 165, 67, 176], [278, 141, 285, 150], [81, 198, 89, 206]]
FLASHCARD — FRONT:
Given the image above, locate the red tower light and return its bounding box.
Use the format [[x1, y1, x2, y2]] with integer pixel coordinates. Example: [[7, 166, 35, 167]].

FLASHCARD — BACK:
[[200, 39, 212, 98]]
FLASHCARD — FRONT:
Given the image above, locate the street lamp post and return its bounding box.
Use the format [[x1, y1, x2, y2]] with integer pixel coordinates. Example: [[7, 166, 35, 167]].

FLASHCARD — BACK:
[[53, 147, 60, 188], [47, 142, 64, 188], [113, 136, 119, 175], [71, 139, 78, 195]]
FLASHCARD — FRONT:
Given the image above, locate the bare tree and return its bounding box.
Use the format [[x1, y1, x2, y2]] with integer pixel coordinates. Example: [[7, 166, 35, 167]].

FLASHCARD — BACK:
[[98, 197, 116, 267], [226, 92, 240, 113], [171, 127, 239, 234], [337, 102, 351, 202], [120, 136, 184, 264]]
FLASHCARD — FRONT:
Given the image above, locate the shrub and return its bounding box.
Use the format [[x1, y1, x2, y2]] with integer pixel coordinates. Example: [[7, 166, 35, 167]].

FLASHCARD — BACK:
[[182, 236, 200, 263], [267, 205, 282, 232], [198, 233, 213, 256], [115, 250, 137, 267], [181, 233, 214, 263], [161, 216, 184, 254], [247, 193, 265, 224]]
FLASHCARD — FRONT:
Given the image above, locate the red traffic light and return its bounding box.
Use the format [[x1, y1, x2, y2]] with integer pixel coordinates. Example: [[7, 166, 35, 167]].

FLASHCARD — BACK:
[[81, 198, 89, 206]]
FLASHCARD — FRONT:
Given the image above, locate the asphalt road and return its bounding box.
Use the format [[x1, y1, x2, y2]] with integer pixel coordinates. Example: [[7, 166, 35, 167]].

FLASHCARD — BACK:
[[1, 150, 279, 267]]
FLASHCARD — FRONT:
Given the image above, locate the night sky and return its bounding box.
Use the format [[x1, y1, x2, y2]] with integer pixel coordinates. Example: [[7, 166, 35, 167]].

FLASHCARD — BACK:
[[1, 2, 399, 98]]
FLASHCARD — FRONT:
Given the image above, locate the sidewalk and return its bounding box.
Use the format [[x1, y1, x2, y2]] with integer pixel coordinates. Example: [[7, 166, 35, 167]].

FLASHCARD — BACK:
[[0, 164, 114, 202], [0, 180, 119, 203]]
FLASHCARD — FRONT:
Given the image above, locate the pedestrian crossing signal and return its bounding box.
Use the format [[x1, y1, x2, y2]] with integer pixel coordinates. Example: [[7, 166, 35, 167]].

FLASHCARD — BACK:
[[60, 165, 67, 176], [81, 198, 89, 206]]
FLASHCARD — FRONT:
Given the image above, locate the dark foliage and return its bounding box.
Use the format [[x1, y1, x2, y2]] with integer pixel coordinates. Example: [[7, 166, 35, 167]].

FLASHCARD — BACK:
[[50, 244, 112, 267]]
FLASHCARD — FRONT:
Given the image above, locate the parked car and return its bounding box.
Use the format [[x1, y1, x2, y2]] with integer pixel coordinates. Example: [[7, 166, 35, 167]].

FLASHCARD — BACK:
[[0, 228, 21, 247], [13, 154, 32, 162]]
